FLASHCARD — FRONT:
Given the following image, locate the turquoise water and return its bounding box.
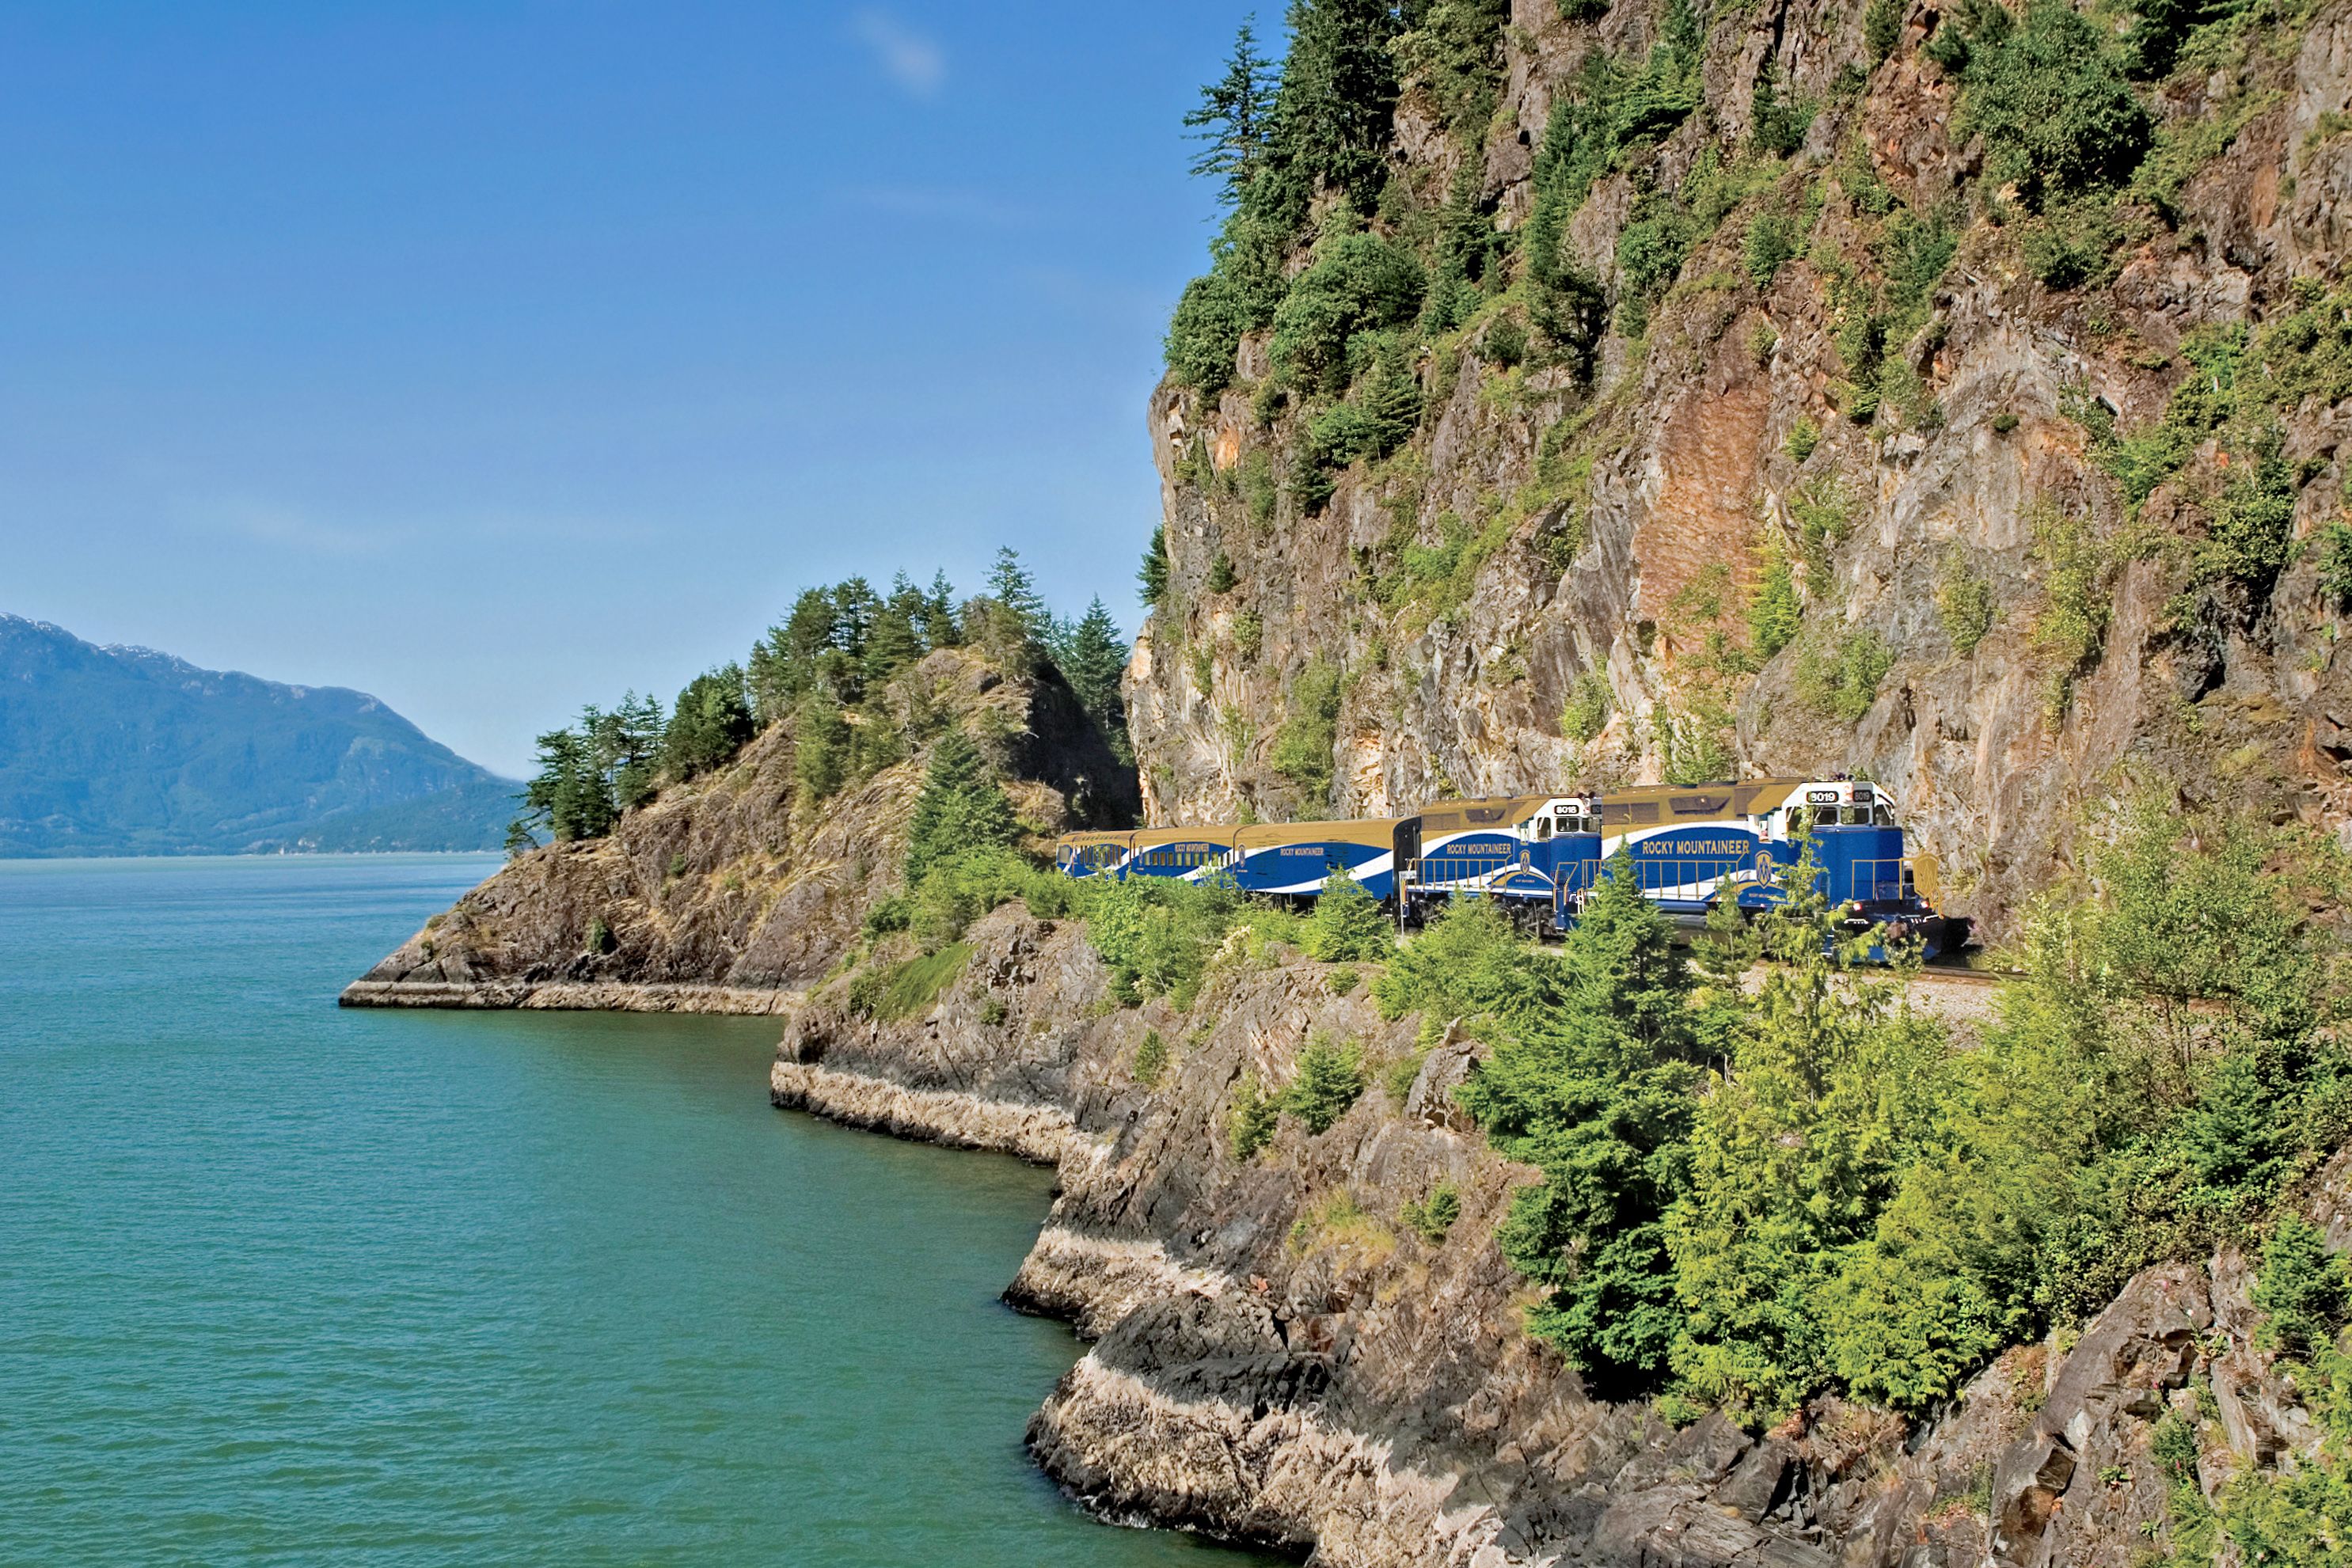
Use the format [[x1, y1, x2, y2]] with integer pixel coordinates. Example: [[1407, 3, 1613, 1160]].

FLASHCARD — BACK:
[[0, 856, 1255, 1565]]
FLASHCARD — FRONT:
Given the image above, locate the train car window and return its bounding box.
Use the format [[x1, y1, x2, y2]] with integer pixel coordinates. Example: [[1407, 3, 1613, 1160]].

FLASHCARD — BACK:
[[1872, 805, 1895, 826], [1786, 807, 1810, 834], [1533, 818, 1552, 841], [1842, 807, 1871, 826]]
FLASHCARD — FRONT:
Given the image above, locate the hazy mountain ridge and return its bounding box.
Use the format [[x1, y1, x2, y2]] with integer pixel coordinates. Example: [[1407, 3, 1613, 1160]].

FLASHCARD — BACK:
[[0, 613, 517, 856]]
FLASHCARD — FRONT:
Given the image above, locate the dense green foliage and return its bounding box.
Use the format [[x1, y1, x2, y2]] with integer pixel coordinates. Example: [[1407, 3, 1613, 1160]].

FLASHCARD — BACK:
[[1134, 1027, 1172, 1087], [1275, 0, 1404, 211], [1229, 1071, 1282, 1160], [1372, 808, 2352, 1427], [1048, 598, 1131, 763], [1455, 863, 1703, 1395], [1082, 871, 1248, 1008], [848, 942, 975, 1021], [903, 726, 1021, 890], [1562, 671, 1612, 744], [1271, 658, 1345, 806], [521, 693, 666, 844], [1285, 1033, 1368, 1133], [2321, 520, 2352, 612], [0, 614, 522, 857], [1302, 864, 1395, 961], [1936, 549, 1997, 654], [1184, 21, 1279, 207], [1794, 627, 1893, 720], [1864, 0, 1902, 62], [2145, 1214, 2352, 1561], [2254, 1215, 2352, 1358], [747, 572, 958, 723], [1747, 538, 1801, 659], [1404, 1181, 1463, 1240], [660, 667, 754, 780], [1943, 0, 2152, 202], [1270, 233, 1427, 395], [529, 546, 1134, 849], [1138, 526, 1171, 608]]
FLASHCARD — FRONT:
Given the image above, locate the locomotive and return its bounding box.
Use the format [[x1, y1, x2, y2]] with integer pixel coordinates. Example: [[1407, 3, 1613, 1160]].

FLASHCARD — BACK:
[[1052, 776, 1962, 960]]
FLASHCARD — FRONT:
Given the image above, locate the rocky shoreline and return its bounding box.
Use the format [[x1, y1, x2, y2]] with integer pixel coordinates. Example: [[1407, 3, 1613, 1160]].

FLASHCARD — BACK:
[[338, 978, 803, 1013], [750, 902, 2310, 1568]]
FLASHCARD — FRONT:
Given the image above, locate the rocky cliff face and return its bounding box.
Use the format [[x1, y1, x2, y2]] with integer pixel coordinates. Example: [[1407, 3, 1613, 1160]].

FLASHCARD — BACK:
[[1131, 0, 2352, 936], [770, 903, 2321, 1567], [342, 647, 1133, 1008]]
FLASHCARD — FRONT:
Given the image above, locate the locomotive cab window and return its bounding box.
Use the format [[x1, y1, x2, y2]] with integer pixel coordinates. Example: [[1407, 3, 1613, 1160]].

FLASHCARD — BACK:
[[1533, 818, 1552, 841]]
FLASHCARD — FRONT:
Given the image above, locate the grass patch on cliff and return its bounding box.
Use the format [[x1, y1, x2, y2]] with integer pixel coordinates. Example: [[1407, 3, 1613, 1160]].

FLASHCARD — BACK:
[[1286, 1190, 1396, 1266], [848, 942, 973, 1020]]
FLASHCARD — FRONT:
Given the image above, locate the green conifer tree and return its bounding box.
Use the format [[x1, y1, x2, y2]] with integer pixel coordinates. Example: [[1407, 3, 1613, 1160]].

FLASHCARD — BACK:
[[1303, 864, 1393, 962], [1747, 535, 1801, 659], [661, 666, 754, 778], [1460, 851, 1700, 1395], [1056, 598, 1130, 741], [1283, 1033, 1367, 1133], [863, 575, 926, 689], [1184, 19, 1279, 206], [903, 724, 1021, 887], [794, 692, 851, 802], [1272, 0, 1402, 207], [985, 547, 1047, 636], [921, 570, 962, 647], [1662, 845, 1922, 1422], [1138, 526, 1171, 607], [526, 727, 617, 841]]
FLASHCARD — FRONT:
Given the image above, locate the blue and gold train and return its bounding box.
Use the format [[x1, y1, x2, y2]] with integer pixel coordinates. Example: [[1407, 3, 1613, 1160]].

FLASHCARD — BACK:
[[1053, 777, 1963, 959]]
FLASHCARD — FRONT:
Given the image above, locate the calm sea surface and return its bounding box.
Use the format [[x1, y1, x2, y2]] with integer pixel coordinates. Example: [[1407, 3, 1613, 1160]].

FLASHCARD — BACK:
[[0, 855, 1260, 1566]]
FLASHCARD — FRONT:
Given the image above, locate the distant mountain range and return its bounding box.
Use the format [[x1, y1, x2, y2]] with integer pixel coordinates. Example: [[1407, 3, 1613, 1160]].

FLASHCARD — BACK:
[[0, 614, 518, 856]]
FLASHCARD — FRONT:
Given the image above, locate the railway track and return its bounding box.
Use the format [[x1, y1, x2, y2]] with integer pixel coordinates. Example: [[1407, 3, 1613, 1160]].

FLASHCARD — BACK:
[[1915, 962, 2018, 987]]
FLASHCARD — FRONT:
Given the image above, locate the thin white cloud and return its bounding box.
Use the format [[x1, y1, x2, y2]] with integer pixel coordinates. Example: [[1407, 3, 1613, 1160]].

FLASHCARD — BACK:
[[848, 6, 946, 97], [200, 501, 391, 559], [185, 499, 654, 558], [846, 184, 1030, 228]]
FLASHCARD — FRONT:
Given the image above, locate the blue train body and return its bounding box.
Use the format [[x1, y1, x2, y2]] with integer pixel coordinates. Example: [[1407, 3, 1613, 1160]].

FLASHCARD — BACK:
[[1052, 777, 1962, 960]]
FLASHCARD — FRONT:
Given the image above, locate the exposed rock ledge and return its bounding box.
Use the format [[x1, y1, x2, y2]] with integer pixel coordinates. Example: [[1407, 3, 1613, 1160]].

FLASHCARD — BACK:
[[338, 978, 803, 1013], [768, 1057, 1081, 1165], [766, 902, 2350, 1568]]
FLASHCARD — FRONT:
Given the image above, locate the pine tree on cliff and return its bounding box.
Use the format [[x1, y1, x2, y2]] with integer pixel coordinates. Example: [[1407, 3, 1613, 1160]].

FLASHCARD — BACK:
[[1271, 0, 1400, 207], [903, 724, 1020, 887], [982, 549, 1049, 639], [523, 727, 617, 842], [661, 666, 754, 779], [1138, 526, 1169, 608], [1458, 853, 1700, 1398], [1302, 865, 1392, 962], [1185, 19, 1278, 207], [1054, 598, 1129, 740], [863, 572, 928, 690]]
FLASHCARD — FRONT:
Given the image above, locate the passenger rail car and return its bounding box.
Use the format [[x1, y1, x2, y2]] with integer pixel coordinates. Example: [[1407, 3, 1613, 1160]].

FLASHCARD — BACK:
[[1052, 776, 1963, 959], [1568, 776, 1956, 959], [1394, 795, 1602, 924]]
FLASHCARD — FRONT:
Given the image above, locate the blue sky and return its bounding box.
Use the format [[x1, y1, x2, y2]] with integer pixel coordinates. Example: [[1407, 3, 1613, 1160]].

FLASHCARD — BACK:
[[0, 2, 1256, 776]]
